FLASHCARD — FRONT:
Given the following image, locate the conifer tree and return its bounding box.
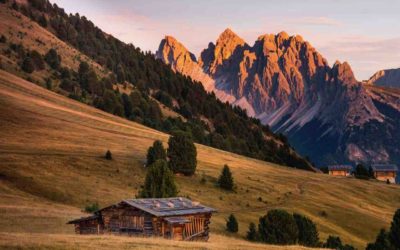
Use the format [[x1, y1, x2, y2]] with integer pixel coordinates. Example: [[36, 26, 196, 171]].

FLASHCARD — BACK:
[[139, 160, 177, 198], [105, 150, 112, 160], [167, 131, 197, 176], [226, 214, 239, 233], [146, 140, 166, 166], [246, 222, 258, 241], [389, 209, 400, 248], [218, 164, 234, 191], [293, 213, 319, 247]]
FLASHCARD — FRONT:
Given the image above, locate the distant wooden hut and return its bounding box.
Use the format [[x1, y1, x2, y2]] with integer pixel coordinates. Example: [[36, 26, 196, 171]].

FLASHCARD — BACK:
[[328, 165, 353, 177], [67, 197, 216, 241], [371, 164, 398, 184]]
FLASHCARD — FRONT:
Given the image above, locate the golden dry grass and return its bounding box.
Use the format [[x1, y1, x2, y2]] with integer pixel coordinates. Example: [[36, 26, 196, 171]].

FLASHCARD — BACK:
[[0, 70, 399, 249]]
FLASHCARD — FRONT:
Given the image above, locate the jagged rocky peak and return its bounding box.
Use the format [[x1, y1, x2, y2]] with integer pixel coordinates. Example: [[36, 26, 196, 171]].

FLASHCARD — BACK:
[[156, 35, 196, 66], [331, 60, 358, 85], [199, 28, 249, 74]]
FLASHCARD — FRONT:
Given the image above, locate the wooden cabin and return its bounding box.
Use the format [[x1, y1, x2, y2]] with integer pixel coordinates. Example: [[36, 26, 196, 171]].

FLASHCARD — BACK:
[[67, 197, 216, 241], [371, 164, 398, 184], [328, 165, 353, 177]]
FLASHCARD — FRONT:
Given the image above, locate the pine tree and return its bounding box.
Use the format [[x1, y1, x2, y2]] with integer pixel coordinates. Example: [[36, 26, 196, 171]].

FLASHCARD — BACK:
[[167, 131, 197, 176], [389, 208, 400, 249], [105, 150, 112, 160], [246, 222, 258, 241], [44, 49, 61, 69], [218, 164, 234, 191], [139, 160, 177, 198], [226, 214, 238, 233], [293, 213, 319, 247], [146, 140, 166, 166]]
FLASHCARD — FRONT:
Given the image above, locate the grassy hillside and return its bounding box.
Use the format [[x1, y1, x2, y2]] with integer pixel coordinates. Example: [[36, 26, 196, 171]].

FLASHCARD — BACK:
[[0, 0, 315, 171], [0, 70, 400, 249], [0, 4, 108, 85]]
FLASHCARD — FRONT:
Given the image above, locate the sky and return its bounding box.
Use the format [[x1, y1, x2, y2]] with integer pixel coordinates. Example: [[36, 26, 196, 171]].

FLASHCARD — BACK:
[[51, 0, 400, 80]]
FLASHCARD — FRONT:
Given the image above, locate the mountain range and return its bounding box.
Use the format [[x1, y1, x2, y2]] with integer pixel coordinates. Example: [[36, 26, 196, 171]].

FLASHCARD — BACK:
[[156, 29, 400, 166]]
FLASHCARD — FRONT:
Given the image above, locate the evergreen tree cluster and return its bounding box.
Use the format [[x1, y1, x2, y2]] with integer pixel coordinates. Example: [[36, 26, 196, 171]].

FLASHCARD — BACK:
[[10, 0, 313, 170], [244, 209, 355, 249]]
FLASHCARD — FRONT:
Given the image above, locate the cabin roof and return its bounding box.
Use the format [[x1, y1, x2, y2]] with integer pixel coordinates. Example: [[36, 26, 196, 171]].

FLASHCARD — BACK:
[[328, 165, 353, 171], [371, 164, 398, 172], [121, 197, 216, 217], [67, 214, 99, 224]]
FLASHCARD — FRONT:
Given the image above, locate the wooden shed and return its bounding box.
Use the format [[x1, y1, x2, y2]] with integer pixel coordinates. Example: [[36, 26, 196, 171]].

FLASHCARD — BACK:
[[67, 197, 216, 241], [328, 165, 353, 177], [371, 164, 398, 184]]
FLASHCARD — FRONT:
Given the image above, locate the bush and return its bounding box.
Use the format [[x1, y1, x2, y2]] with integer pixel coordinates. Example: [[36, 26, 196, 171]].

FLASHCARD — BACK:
[[30, 50, 45, 70], [105, 150, 112, 160], [246, 222, 258, 241], [0, 35, 6, 43], [218, 164, 234, 191], [146, 140, 166, 166], [226, 214, 238, 233], [138, 160, 177, 198], [167, 131, 197, 176], [325, 235, 342, 249], [85, 202, 99, 213], [21, 57, 34, 73], [258, 209, 298, 245], [293, 213, 319, 247], [45, 49, 61, 69]]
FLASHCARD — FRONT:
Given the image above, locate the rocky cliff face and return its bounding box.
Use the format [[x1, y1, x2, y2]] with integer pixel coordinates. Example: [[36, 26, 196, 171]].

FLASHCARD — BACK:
[[156, 29, 400, 166], [365, 68, 400, 88]]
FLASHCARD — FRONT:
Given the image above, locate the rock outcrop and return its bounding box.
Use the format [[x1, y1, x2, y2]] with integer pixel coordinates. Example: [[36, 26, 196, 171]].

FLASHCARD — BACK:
[[365, 68, 400, 88]]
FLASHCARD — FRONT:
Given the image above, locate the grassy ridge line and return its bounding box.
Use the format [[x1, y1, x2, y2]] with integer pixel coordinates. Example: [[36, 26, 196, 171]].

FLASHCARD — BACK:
[[0, 70, 400, 249]]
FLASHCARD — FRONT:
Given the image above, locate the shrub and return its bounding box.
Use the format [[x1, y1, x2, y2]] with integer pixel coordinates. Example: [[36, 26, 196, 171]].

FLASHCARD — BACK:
[[21, 57, 34, 73], [325, 235, 342, 249], [246, 222, 258, 241], [85, 202, 99, 213], [226, 214, 238, 233], [258, 209, 298, 245], [138, 160, 177, 198], [45, 49, 61, 69], [293, 213, 319, 247], [146, 140, 166, 166], [0, 35, 6, 43], [167, 131, 197, 176], [105, 150, 112, 160], [218, 164, 234, 191], [30, 50, 45, 70]]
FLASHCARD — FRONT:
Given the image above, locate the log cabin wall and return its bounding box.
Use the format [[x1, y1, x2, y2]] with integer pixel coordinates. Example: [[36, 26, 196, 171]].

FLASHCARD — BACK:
[[100, 205, 151, 235]]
